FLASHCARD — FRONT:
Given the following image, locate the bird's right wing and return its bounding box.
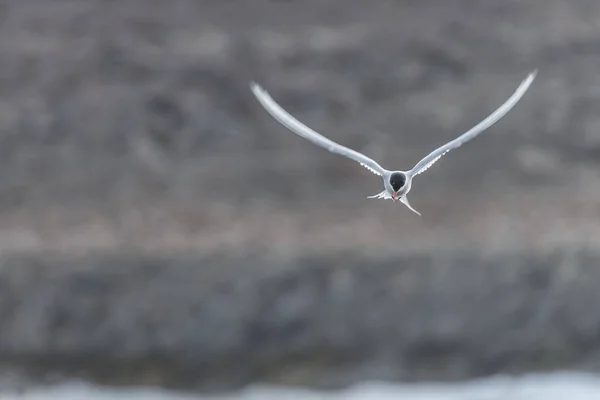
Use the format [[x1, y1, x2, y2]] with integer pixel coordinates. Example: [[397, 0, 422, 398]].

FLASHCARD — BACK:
[[250, 82, 386, 176]]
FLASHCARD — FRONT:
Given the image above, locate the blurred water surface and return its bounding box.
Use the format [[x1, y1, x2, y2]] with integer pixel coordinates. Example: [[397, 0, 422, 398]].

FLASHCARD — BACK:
[[4, 372, 600, 400]]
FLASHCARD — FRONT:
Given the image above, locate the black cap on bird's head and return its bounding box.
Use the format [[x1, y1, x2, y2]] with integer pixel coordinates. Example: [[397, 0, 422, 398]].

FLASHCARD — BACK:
[[389, 172, 406, 192]]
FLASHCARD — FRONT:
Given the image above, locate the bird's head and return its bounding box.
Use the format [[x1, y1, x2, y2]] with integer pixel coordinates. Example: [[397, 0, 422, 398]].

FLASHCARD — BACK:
[[389, 172, 406, 200]]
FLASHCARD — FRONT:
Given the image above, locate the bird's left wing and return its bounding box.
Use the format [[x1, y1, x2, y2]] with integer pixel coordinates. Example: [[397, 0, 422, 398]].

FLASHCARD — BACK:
[[409, 70, 537, 178]]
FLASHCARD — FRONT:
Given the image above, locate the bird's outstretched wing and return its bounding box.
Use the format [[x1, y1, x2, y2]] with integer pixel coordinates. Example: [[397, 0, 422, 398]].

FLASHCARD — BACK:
[[250, 83, 386, 176], [409, 70, 537, 178]]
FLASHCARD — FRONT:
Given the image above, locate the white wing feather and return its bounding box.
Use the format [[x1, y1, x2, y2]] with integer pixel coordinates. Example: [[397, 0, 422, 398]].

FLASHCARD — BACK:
[[410, 70, 537, 177], [250, 83, 386, 176]]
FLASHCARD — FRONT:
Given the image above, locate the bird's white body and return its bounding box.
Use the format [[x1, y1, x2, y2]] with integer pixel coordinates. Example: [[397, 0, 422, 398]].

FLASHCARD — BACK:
[[369, 170, 418, 214], [250, 70, 537, 216]]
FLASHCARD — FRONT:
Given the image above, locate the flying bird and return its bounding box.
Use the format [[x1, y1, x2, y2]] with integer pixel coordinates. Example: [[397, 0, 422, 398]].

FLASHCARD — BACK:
[[250, 70, 537, 216]]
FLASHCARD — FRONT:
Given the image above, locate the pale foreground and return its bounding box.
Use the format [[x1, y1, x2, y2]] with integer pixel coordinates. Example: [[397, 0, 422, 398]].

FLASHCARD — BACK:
[[1, 371, 599, 400]]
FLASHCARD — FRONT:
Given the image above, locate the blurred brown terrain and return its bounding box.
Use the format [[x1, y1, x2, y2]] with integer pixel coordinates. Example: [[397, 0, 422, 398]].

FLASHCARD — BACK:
[[1, 0, 600, 393]]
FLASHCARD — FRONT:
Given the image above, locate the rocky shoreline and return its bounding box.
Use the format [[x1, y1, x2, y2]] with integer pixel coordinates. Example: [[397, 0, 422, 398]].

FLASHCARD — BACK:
[[0, 249, 597, 391]]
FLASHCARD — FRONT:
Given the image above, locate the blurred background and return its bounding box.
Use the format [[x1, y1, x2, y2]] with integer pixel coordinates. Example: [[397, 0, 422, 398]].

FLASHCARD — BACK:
[[0, 0, 600, 399]]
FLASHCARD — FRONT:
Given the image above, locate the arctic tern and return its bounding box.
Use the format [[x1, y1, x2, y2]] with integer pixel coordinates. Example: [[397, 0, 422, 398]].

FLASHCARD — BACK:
[[250, 70, 537, 216]]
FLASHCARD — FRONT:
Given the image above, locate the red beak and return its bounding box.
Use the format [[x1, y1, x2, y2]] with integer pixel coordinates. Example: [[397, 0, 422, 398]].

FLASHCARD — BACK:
[[392, 191, 398, 200]]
